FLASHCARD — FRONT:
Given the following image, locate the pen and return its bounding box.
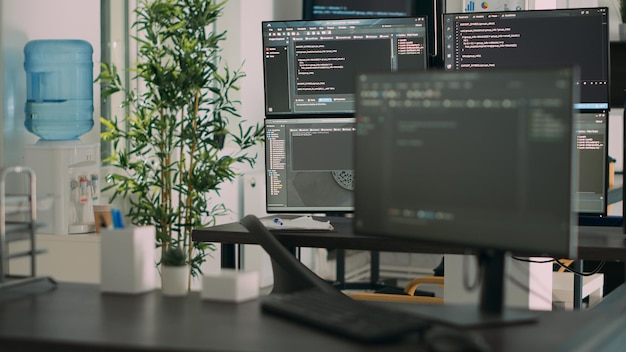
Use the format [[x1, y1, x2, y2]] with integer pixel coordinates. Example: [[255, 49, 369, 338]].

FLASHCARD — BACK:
[[112, 208, 124, 229]]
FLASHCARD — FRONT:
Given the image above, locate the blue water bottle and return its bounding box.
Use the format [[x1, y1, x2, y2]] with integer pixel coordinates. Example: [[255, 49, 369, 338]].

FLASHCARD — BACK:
[[24, 39, 94, 141]]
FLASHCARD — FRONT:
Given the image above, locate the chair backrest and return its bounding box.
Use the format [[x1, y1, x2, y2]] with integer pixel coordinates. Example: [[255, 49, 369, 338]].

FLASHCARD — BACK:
[[556, 259, 574, 273]]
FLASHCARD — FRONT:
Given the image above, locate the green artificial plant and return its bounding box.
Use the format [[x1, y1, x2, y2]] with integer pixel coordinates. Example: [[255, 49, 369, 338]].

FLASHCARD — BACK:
[[161, 246, 187, 267], [98, 0, 263, 289]]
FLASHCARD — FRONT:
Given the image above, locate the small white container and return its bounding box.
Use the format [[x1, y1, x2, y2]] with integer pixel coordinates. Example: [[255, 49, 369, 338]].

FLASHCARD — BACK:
[[202, 269, 259, 302]]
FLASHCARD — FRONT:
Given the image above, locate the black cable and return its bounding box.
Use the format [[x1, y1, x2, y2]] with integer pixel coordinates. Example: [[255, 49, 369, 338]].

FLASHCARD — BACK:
[[512, 256, 606, 277], [554, 258, 606, 277], [511, 257, 554, 264]]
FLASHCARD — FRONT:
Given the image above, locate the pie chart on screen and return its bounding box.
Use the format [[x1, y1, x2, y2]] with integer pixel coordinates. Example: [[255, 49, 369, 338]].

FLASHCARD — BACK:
[[481, 2, 488, 9]]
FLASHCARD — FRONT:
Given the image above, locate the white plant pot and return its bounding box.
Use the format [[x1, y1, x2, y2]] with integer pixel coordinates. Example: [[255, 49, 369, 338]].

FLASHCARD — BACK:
[[161, 265, 189, 296]]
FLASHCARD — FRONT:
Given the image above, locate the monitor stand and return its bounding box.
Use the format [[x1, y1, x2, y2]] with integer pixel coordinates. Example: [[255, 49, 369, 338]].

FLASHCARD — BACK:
[[397, 250, 537, 329], [239, 214, 342, 295]]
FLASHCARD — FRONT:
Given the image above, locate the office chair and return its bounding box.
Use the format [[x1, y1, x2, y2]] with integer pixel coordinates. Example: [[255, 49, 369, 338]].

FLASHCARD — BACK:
[[349, 259, 445, 304], [349, 277, 444, 304], [555, 259, 574, 272]]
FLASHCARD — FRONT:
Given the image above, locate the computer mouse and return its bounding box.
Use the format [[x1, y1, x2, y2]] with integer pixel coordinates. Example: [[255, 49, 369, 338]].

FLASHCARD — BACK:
[[424, 327, 491, 352]]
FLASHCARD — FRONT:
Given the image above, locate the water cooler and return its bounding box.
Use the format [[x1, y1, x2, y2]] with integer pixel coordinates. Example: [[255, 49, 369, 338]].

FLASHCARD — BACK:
[[22, 39, 100, 234]]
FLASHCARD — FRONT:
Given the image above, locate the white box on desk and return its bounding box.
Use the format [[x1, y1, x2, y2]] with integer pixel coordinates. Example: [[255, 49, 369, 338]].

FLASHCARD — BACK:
[[100, 226, 157, 294], [202, 269, 259, 302]]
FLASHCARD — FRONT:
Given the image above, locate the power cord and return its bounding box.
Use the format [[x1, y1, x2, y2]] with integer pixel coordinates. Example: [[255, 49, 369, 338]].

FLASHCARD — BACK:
[[512, 256, 606, 276]]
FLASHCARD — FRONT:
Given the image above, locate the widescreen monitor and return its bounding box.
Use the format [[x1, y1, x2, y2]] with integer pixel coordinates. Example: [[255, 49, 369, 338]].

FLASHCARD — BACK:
[[354, 68, 578, 324], [265, 117, 355, 213], [443, 7, 608, 110], [443, 7, 609, 216], [302, 0, 445, 67], [262, 17, 428, 117]]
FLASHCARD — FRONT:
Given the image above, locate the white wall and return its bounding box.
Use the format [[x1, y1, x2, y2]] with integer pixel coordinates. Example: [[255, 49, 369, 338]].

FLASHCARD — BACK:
[[0, 0, 101, 284], [219, 0, 313, 223], [218, 0, 304, 288]]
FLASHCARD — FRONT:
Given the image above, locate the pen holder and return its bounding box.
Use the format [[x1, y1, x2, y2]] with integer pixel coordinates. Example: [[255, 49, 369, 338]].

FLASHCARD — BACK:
[[100, 226, 157, 294]]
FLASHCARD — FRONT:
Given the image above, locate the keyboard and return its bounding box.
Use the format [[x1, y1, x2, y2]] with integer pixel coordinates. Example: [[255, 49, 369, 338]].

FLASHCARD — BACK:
[[260, 289, 431, 343]]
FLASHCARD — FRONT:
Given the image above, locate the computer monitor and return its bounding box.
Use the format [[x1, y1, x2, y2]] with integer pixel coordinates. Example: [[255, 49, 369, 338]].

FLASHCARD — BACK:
[[302, 0, 445, 68], [265, 117, 355, 214], [575, 110, 608, 215], [262, 17, 429, 117], [354, 67, 578, 325], [443, 7, 609, 217], [443, 7, 608, 110], [302, 0, 416, 18]]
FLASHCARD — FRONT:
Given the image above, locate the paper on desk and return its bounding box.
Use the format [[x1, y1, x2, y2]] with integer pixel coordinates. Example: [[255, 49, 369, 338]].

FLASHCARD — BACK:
[[261, 216, 334, 231]]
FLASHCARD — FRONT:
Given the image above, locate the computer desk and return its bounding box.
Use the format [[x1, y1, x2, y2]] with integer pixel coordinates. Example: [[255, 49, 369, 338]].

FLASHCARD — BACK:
[[194, 215, 457, 289], [192, 216, 626, 311], [192, 216, 626, 281], [0, 281, 625, 352]]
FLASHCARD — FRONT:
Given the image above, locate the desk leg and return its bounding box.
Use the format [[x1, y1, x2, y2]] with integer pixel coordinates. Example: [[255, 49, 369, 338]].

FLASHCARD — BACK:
[[573, 260, 583, 310], [293, 246, 299, 260], [221, 243, 236, 269], [332, 250, 383, 291], [370, 251, 380, 286], [336, 249, 346, 290]]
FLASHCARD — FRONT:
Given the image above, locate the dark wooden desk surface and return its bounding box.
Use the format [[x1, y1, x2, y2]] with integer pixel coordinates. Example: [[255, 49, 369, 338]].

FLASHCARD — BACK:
[[192, 217, 626, 261], [1, 281, 625, 352]]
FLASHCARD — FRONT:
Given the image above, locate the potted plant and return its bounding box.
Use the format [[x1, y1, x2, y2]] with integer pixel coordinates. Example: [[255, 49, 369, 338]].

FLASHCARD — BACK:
[[160, 246, 188, 296], [98, 0, 263, 291]]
